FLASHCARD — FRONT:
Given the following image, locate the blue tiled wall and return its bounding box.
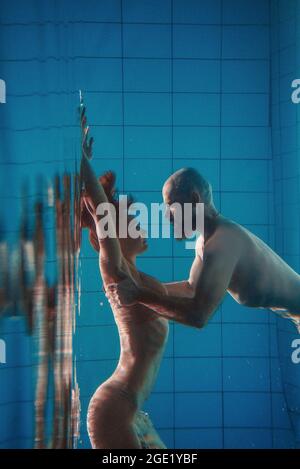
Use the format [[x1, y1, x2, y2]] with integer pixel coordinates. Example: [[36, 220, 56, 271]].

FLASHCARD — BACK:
[[271, 0, 300, 448], [74, 0, 285, 450], [0, 0, 299, 450]]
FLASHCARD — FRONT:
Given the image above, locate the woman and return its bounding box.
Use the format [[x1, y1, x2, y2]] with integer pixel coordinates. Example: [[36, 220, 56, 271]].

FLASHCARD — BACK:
[[81, 155, 169, 449]]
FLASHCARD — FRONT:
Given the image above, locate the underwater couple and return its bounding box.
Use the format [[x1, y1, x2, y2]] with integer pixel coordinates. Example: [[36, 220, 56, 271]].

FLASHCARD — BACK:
[[79, 110, 300, 450]]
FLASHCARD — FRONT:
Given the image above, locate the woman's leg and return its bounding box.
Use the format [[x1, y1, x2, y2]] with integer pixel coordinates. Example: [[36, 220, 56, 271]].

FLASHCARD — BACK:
[[87, 384, 141, 449], [134, 411, 167, 449]]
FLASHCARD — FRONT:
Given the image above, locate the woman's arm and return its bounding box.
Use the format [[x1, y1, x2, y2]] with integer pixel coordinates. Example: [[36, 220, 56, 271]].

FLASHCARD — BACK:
[[81, 156, 124, 280]]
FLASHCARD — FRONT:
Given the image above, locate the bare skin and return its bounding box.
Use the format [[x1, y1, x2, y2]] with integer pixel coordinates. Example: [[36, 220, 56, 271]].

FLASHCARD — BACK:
[[108, 169, 300, 332], [81, 156, 168, 449]]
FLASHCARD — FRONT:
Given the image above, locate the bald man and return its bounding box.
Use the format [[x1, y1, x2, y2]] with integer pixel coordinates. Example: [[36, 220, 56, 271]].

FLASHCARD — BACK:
[[107, 168, 300, 332]]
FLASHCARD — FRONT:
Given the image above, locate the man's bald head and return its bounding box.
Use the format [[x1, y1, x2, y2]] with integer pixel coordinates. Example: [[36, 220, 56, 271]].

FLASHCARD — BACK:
[[163, 168, 212, 205]]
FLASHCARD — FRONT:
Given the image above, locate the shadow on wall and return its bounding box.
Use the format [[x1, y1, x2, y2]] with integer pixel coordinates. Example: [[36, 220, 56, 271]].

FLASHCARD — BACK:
[[0, 172, 81, 448]]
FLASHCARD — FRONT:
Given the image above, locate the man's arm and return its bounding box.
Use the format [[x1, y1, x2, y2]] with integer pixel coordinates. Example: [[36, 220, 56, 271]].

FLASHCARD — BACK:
[[137, 244, 238, 328], [108, 233, 240, 328], [163, 281, 194, 298], [135, 272, 197, 328], [163, 254, 203, 298]]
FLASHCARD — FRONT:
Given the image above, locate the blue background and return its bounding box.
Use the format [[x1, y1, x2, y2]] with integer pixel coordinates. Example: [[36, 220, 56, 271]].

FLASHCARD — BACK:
[[0, 0, 300, 449]]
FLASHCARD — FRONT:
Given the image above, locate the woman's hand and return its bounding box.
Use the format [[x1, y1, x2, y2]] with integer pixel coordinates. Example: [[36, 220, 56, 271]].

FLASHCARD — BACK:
[[105, 277, 141, 307], [79, 98, 94, 160]]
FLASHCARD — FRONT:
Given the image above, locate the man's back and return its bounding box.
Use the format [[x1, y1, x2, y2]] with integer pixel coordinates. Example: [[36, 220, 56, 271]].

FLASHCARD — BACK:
[[207, 218, 300, 314]]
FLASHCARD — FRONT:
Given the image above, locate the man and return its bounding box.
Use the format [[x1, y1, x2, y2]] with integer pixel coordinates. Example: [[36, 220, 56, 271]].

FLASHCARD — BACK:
[[107, 168, 300, 332]]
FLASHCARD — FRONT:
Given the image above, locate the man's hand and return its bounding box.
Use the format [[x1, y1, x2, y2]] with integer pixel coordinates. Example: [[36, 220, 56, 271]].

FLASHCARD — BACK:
[[106, 277, 141, 307]]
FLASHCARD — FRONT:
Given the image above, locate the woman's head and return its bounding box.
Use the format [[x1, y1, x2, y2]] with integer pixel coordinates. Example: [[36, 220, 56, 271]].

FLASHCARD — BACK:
[[81, 170, 148, 258]]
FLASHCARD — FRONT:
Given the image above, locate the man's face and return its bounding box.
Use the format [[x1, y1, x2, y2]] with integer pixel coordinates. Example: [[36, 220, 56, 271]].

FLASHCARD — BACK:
[[163, 182, 198, 240]]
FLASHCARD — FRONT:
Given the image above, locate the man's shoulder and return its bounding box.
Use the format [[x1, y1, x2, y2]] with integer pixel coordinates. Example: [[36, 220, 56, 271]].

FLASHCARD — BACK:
[[205, 220, 244, 255], [216, 218, 244, 238]]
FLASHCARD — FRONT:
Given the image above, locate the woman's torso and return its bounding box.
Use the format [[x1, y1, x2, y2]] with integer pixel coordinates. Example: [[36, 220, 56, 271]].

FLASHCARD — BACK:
[[101, 261, 169, 407]]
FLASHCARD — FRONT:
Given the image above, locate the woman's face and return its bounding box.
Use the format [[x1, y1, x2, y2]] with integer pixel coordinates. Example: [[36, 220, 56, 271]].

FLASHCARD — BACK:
[[119, 214, 148, 258], [81, 199, 148, 257]]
